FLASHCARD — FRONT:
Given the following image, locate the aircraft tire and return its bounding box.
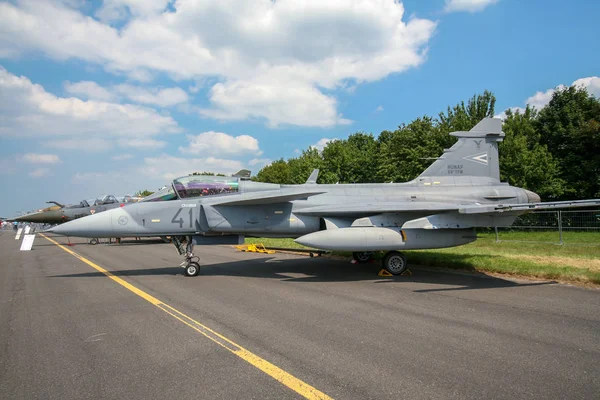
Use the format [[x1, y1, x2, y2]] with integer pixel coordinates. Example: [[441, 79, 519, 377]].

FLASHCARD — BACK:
[[184, 262, 201, 277], [89, 238, 99, 245], [353, 251, 373, 263], [383, 251, 407, 275]]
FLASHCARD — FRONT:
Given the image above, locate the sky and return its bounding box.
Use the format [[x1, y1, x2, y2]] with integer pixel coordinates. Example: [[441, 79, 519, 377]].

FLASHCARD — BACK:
[[1, 0, 599, 217]]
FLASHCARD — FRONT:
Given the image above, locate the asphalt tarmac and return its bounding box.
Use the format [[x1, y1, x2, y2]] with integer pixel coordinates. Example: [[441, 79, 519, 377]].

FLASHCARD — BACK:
[[1, 231, 599, 399]]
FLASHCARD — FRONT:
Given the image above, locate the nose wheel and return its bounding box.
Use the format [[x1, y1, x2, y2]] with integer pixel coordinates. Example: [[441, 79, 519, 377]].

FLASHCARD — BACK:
[[184, 261, 200, 277]]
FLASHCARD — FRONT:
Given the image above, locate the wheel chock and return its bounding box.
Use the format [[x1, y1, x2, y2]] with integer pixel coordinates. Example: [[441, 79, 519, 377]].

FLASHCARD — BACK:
[[234, 243, 276, 254], [377, 269, 412, 277]]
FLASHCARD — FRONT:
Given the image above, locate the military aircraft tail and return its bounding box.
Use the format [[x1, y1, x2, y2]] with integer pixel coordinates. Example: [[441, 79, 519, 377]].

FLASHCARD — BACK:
[[419, 118, 504, 181]]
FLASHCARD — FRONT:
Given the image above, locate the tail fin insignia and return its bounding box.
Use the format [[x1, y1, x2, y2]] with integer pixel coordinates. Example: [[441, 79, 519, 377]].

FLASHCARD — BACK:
[[465, 152, 489, 165]]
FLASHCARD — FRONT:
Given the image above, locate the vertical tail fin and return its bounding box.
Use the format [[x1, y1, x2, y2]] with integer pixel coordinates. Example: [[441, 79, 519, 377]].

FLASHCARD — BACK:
[[305, 169, 319, 184], [419, 118, 504, 180]]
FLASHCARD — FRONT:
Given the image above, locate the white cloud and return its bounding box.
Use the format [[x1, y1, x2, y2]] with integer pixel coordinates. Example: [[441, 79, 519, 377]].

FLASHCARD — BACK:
[[179, 131, 261, 156], [493, 107, 524, 120], [248, 158, 271, 168], [445, 0, 499, 13], [573, 77, 600, 97], [42, 138, 114, 152], [65, 80, 189, 107], [112, 153, 134, 161], [200, 78, 353, 127], [0, 0, 436, 127], [311, 138, 338, 151], [141, 154, 245, 180], [118, 138, 167, 149], [29, 168, 51, 177], [113, 84, 189, 107], [525, 87, 564, 110], [64, 80, 116, 101], [95, 0, 171, 22], [0, 67, 181, 139], [497, 76, 600, 119], [20, 153, 61, 164]]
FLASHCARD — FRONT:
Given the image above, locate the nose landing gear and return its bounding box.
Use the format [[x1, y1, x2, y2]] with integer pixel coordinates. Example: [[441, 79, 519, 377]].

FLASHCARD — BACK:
[[183, 259, 200, 277], [173, 235, 201, 277]]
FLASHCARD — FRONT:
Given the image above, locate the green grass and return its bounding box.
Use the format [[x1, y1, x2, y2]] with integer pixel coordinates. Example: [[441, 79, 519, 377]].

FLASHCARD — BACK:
[[246, 231, 600, 285]]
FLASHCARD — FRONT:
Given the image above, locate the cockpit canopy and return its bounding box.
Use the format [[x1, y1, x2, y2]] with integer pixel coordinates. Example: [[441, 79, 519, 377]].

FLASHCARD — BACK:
[[142, 175, 240, 202], [94, 195, 118, 206]]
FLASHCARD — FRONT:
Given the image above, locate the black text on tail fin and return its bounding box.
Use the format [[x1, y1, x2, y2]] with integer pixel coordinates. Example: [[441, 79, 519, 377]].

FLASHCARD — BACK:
[[419, 118, 504, 180]]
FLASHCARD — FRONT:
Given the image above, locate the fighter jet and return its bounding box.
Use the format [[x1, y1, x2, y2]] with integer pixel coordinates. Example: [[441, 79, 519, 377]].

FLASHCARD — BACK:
[[10, 195, 136, 224], [48, 118, 600, 276]]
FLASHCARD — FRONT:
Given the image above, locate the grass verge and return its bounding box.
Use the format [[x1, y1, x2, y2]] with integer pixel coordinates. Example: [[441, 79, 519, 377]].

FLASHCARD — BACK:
[[246, 232, 600, 285]]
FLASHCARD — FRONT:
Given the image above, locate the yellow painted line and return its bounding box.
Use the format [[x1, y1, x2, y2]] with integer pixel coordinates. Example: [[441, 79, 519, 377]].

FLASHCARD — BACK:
[[40, 234, 332, 400], [151, 219, 160, 223]]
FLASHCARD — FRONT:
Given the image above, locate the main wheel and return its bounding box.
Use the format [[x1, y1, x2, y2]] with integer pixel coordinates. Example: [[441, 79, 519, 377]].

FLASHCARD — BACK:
[[89, 238, 99, 245], [353, 251, 373, 263], [383, 251, 407, 275], [184, 262, 200, 277]]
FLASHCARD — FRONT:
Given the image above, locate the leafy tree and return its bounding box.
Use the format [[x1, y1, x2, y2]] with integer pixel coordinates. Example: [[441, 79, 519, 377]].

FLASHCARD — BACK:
[[321, 133, 379, 183], [190, 171, 226, 176], [288, 148, 325, 184], [253, 89, 598, 199], [438, 90, 496, 132], [254, 159, 291, 184], [500, 107, 565, 199], [135, 190, 154, 197], [535, 85, 600, 198], [376, 116, 449, 182]]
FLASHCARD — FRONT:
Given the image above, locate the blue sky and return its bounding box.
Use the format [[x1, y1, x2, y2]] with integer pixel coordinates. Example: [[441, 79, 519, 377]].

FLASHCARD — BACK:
[[1, 0, 599, 217]]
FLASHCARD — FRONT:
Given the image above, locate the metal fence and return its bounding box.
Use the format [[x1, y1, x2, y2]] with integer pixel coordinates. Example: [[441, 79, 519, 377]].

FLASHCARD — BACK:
[[487, 210, 600, 245]]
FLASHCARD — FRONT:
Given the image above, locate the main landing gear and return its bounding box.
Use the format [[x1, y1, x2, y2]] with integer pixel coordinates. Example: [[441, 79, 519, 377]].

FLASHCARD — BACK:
[[352, 250, 408, 275], [173, 236, 200, 277], [382, 251, 408, 275], [352, 251, 373, 263]]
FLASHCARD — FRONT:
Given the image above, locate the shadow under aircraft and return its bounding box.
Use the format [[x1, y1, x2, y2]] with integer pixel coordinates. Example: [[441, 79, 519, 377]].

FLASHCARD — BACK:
[[47, 118, 600, 277]]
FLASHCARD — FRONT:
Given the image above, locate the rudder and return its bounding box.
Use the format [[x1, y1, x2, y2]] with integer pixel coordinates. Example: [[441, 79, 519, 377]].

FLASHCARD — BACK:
[[419, 118, 504, 180]]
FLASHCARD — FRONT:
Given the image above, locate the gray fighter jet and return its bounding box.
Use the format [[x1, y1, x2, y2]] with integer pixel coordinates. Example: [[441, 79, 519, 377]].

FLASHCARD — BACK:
[[10, 195, 136, 224], [48, 118, 600, 276]]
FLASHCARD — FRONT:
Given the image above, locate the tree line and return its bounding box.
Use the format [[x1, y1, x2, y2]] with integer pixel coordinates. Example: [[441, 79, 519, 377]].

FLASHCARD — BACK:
[[254, 86, 600, 200]]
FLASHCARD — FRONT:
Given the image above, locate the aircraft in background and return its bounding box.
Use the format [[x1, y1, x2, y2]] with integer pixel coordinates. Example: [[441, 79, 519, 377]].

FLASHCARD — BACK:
[[9, 195, 140, 224], [48, 119, 600, 276]]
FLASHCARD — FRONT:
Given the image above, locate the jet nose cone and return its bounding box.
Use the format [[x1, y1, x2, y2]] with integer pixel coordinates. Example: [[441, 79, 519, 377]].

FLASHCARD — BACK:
[[524, 189, 541, 203], [48, 209, 114, 237]]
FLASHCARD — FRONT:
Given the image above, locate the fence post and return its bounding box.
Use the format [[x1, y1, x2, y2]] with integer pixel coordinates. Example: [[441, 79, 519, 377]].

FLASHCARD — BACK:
[[558, 210, 563, 245], [494, 226, 499, 242]]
